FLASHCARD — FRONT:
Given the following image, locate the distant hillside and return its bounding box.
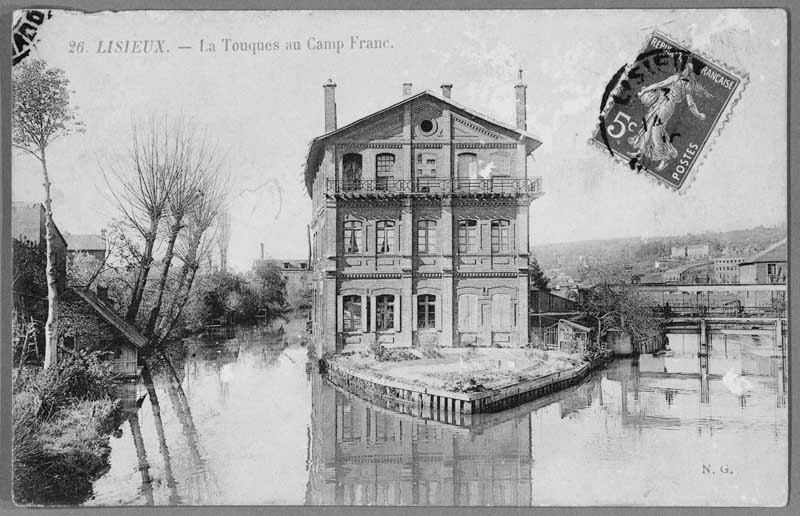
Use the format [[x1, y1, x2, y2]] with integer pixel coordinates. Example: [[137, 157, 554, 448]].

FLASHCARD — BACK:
[[532, 223, 787, 279]]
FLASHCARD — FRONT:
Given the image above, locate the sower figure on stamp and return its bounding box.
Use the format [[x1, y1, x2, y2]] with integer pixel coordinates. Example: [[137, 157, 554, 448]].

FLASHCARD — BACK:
[[628, 58, 712, 171]]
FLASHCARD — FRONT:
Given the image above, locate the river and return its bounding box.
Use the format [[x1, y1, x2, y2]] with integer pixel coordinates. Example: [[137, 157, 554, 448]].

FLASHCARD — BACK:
[[84, 320, 788, 506]]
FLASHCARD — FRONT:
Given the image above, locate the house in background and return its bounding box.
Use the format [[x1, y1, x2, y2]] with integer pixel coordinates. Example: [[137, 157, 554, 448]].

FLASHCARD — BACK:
[[714, 254, 747, 284], [253, 257, 312, 308], [64, 233, 107, 262], [670, 244, 711, 260], [739, 239, 787, 284], [306, 76, 543, 355], [663, 261, 715, 284], [12, 201, 68, 293]]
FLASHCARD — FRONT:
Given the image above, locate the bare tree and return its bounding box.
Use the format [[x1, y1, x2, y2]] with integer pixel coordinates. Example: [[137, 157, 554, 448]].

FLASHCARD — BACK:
[[144, 124, 221, 337], [101, 114, 184, 324], [12, 58, 84, 368], [577, 261, 661, 349], [155, 171, 227, 345], [216, 210, 231, 272]]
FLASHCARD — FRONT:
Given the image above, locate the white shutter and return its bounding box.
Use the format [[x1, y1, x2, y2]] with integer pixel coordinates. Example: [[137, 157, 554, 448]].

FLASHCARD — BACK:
[[411, 295, 418, 331], [361, 295, 368, 332], [435, 294, 442, 331], [337, 295, 343, 332]]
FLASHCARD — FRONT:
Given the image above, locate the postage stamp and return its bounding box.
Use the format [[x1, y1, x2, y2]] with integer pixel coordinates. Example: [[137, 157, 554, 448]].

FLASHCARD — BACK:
[[592, 31, 748, 191]]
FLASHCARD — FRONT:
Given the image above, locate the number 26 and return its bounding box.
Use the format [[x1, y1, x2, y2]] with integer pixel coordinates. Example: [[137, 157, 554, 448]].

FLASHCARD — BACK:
[[606, 111, 638, 139]]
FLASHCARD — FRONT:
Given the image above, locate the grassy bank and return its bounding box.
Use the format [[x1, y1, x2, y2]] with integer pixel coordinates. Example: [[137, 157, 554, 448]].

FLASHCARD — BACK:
[[12, 351, 124, 505]]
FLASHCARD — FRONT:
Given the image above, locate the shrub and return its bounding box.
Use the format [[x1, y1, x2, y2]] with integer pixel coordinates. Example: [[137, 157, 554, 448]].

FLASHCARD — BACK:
[[12, 353, 123, 505], [21, 350, 117, 420]]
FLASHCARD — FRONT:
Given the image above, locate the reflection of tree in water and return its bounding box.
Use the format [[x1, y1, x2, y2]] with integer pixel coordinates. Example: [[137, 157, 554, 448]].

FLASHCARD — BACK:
[[162, 368, 223, 503], [141, 366, 180, 505], [127, 412, 154, 506], [128, 354, 223, 505]]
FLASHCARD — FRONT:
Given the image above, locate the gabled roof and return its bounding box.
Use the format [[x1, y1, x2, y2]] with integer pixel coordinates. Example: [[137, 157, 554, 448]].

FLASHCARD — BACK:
[[303, 89, 543, 195], [740, 238, 787, 265], [72, 288, 146, 349], [65, 234, 106, 252]]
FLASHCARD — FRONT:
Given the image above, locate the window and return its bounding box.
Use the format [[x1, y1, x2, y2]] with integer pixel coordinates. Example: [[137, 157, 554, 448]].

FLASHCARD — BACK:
[[457, 153, 478, 180], [419, 119, 437, 135], [491, 219, 511, 253], [417, 220, 437, 253], [767, 263, 777, 275], [344, 220, 363, 254], [342, 153, 362, 190], [376, 220, 396, 254], [376, 295, 395, 331], [343, 295, 362, 332], [458, 220, 478, 253], [376, 153, 395, 191], [416, 153, 437, 176], [417, 294, 436, 329]]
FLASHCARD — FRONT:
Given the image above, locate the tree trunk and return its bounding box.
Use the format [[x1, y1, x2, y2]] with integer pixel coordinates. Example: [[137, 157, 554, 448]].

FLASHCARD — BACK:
[[144, 218, 183, 338], [126, 223, 158, 323], [155, 263, 198, 346], [40, 150, 60, 369]]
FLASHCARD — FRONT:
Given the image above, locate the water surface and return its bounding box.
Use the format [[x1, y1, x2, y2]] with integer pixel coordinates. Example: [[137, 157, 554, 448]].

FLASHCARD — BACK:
[[86, 322, 788, 506]]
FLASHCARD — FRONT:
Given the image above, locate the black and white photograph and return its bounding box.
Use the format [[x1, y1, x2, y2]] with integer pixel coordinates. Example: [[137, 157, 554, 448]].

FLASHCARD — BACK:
[[8, 7, 789, 507]]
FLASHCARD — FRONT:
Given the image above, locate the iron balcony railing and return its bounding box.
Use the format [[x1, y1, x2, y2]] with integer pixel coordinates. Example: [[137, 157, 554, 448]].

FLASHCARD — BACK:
[[326, 177, 543, 195]]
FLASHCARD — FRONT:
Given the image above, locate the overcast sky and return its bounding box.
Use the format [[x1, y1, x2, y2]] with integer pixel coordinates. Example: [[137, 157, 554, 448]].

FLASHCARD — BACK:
[[12, 9, 787, 271]]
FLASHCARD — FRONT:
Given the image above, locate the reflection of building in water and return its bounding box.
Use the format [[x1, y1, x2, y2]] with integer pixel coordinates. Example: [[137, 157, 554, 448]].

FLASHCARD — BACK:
[[307, 374, 532, 505]]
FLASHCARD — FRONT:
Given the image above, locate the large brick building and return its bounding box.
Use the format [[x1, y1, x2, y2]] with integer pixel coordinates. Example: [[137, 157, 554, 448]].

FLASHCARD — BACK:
[[305, 77, 543, 356]]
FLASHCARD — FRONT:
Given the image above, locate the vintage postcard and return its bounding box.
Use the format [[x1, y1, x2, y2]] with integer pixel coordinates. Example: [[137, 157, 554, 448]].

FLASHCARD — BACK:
[[9, 8, 788, 507]]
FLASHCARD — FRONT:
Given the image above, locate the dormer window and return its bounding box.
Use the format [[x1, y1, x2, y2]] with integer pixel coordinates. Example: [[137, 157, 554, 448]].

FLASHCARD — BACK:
[[376, 153, 395, 191]]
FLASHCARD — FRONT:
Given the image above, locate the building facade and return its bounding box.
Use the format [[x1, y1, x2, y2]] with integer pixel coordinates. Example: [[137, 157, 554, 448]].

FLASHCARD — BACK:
[[305, 79, 543, 355], [670, 244, 711, 259], [738, 239, 787, 284], [714, 255, 746, 284], [254, 258, 312, 308]]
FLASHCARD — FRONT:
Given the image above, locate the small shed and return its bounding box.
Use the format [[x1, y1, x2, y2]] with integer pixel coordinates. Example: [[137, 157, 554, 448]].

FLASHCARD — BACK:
[[543, 319, 592, 353], [70, 288, 146, 377]]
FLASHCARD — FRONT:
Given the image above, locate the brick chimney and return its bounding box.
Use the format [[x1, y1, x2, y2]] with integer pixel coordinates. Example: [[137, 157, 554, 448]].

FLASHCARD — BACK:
[[402, 82, 413, 96], [441, 83, 453, 99], [323, 78, 337, 132], [514, 69, 527, 131]]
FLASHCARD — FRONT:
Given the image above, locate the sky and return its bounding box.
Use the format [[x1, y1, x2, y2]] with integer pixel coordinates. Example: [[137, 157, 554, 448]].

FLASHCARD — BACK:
[[12, 9, 787, 271]]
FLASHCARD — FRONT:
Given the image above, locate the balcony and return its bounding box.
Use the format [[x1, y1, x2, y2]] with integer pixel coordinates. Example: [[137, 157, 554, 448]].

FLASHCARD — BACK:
[[326, 177, 543, 197]]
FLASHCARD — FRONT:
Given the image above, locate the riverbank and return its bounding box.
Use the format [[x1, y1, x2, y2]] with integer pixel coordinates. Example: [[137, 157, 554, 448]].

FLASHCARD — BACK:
[[12, 353, 125, 505], [324, 348, 592, 423]]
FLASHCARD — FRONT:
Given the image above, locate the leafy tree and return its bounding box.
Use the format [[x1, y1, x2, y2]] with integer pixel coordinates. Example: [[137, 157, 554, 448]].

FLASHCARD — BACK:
[[530, 257, 550, 292], [66, 253, 103, 288], [577, 262, 661, 350], [13, 58, 84, 368]]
